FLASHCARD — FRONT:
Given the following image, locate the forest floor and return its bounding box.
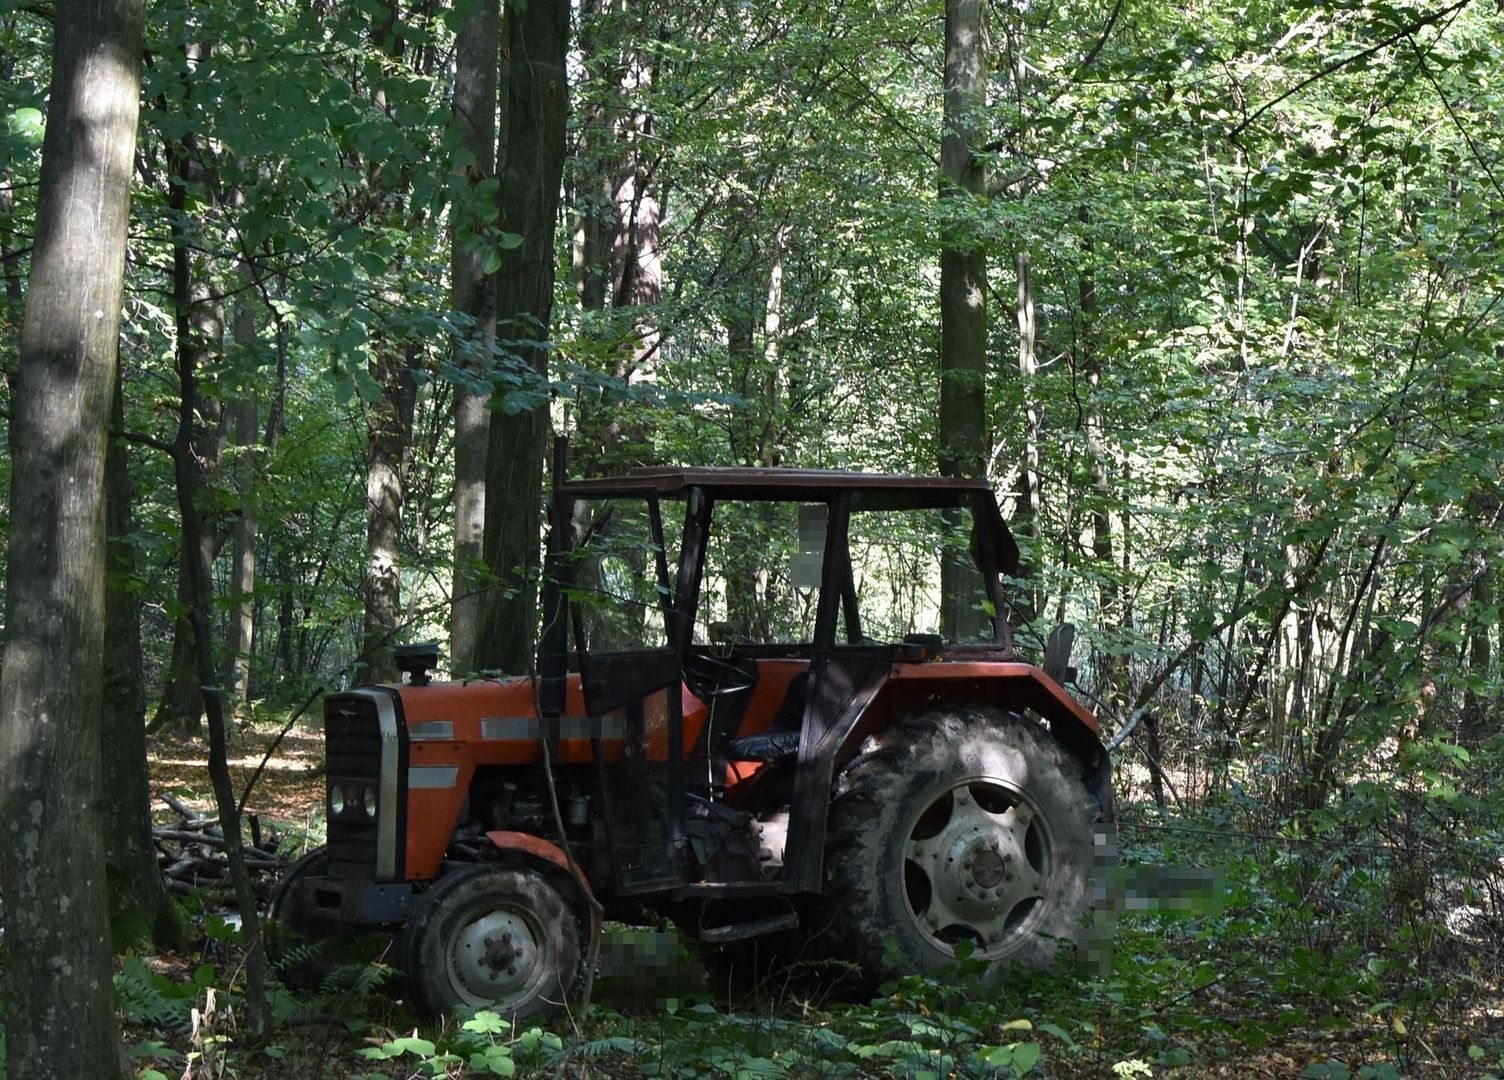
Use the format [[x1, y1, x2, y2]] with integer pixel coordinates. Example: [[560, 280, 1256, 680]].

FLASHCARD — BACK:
[[134, 720, 1504, 1080]]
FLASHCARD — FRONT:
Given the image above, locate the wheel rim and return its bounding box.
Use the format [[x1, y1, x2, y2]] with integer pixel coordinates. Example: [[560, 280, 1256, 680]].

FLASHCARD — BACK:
[[446, 906, 547, 1009], [899, 775, 1054, 959]]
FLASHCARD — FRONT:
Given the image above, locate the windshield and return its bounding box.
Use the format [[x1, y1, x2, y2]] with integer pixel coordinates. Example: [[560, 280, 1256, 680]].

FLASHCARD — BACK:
[[695, 498, 826, 646], [565, 496, 672, 654]]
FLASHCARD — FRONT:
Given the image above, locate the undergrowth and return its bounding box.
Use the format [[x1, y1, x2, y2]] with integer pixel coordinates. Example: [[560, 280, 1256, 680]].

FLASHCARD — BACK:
[[68, 764, 1504, 1078]]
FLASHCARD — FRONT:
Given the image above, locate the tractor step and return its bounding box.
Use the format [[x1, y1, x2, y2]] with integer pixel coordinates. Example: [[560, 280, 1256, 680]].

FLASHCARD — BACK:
[[699, 912, 800, 944]]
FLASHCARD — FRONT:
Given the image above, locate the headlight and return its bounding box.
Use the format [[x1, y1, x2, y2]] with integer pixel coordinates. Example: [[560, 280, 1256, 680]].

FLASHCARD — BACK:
[[362, 786, 377, 819], [329, 783, 346, 817]]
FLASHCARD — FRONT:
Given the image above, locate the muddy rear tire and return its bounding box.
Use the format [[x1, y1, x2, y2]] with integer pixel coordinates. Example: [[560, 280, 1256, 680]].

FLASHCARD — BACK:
[[824, 705, 1103, 988]]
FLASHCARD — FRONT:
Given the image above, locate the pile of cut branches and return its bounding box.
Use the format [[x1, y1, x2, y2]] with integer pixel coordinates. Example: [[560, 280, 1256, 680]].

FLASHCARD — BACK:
[[154, 792, 286, 901]]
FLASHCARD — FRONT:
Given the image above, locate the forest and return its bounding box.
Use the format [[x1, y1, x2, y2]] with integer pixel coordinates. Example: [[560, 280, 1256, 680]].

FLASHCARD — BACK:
[[1, 0, 1502, 1075]]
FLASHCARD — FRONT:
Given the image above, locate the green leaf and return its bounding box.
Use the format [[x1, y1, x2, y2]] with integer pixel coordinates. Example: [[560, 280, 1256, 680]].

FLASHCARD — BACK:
[[387, 1036, 436, 1056], [462, 1010, 506, 1034], [7, 106, 43, 144]]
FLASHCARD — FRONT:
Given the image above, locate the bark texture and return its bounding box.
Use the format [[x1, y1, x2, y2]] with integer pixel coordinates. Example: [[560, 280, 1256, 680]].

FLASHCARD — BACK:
[[103, 376, 181, 950], [226, 276, 259, 711], [0, 1, 145, 1075], [449, 0, 500, 675], [573, 0, 662, 477], [477, 0, 570, 673], [938, 0, 989, 639], [361, 343, 416, 682], [154, 146, 225, 732]]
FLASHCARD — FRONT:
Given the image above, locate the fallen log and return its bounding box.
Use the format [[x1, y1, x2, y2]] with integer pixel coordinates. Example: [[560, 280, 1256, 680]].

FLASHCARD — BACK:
[[152, 793, 289, 903]]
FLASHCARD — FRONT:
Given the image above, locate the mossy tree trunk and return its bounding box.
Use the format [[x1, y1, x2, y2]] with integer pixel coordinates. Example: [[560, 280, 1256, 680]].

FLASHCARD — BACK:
[[0, 0, 146, 1074]]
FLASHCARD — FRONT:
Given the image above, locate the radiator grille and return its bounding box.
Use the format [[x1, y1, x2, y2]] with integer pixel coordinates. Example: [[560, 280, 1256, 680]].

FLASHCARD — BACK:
[[324, 692, 384, 878]]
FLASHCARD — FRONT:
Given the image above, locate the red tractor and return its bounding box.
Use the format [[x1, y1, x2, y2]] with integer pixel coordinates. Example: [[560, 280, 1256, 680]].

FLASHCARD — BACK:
[[271, 468, 1112, 1017]]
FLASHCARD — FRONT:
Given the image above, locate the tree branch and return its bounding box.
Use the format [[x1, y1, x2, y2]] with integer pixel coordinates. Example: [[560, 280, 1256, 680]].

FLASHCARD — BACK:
[[1228, 0, 1474, 143], [1071, 0, 1124, 82]]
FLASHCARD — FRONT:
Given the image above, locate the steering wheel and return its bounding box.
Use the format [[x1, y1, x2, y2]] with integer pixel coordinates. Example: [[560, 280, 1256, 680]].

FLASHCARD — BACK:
[[682, 651, 756, 702]]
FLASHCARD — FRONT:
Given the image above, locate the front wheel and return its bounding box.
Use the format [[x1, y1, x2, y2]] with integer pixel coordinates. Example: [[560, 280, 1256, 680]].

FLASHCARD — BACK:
[[824, 705, 1104, 987], [403, 862, 582, 1019]]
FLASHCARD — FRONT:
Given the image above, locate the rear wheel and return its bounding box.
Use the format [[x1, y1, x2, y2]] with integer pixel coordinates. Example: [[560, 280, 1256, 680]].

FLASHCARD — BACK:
[[403, 862, 581, 1019], [825, 705, 1103, 987]]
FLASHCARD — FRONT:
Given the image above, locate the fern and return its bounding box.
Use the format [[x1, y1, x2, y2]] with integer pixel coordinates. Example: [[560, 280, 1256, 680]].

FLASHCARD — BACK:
[[317, 956, 394, 998], [115, 956, 198, 1033], [575, 1035, 648, 1057]]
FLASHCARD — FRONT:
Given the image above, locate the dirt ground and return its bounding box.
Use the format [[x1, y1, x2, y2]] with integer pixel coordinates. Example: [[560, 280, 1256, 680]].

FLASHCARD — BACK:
[[148, 721, 328, 838]]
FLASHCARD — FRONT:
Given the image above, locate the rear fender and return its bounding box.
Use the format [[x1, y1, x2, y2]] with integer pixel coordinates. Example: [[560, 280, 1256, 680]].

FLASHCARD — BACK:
[[874, 662, 1111, 814]]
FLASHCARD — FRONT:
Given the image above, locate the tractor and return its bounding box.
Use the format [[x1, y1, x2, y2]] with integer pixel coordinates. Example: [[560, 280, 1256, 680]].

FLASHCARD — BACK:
[[270, 468, 1113, 1017]]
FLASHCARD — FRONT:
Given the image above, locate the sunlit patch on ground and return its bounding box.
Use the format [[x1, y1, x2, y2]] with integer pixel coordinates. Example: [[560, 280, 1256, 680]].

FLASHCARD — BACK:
[[149, 722, 328, 836]]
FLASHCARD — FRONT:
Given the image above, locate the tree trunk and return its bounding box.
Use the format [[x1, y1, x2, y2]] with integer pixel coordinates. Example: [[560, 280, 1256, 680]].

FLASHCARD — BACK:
[[362, 342, 416, 682], [1014, 249, 1041, 622], [102, 374, 182, 951], [1461, 492, 1498, 745], [226, 276, 259, 714], [477, 0, 570, 674], [571, 0, 660, 478], [357, 2, 422, 684], [0, 25, 22, 370], [938, 0, 989, 641], [449, 0, 499, 676], [171, 277, 271, 1044], [755, 227, 788, 468], [0, 1, 144, 1075], [1462, 568, 1493, 745], [154, 136, 225, 733], [575, 0, 613, 319], [1079, 211, 1127, 705], [277, 573, 296, 680], [598, 30, 662, 471]]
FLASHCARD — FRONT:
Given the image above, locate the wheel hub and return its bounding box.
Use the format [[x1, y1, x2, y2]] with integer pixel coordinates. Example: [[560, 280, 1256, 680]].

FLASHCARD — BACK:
[[901, 778, 1052, 957], [450, 910, 539, 1004], [966, 843, 1008, 890]]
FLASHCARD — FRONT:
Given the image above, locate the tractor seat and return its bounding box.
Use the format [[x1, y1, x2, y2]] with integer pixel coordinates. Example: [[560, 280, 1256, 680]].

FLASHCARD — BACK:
[[725, 670, 809, 764], [725, 730, 801, 764]]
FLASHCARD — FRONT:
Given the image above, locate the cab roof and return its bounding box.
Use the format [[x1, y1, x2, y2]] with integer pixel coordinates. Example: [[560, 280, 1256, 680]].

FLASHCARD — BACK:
[[558, 466, 996, 501], [559, 467, 1018, 573]]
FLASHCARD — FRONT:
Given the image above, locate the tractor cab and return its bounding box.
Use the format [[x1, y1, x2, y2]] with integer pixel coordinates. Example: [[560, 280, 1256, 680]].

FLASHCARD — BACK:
[[542, 469, 1028, 901]]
